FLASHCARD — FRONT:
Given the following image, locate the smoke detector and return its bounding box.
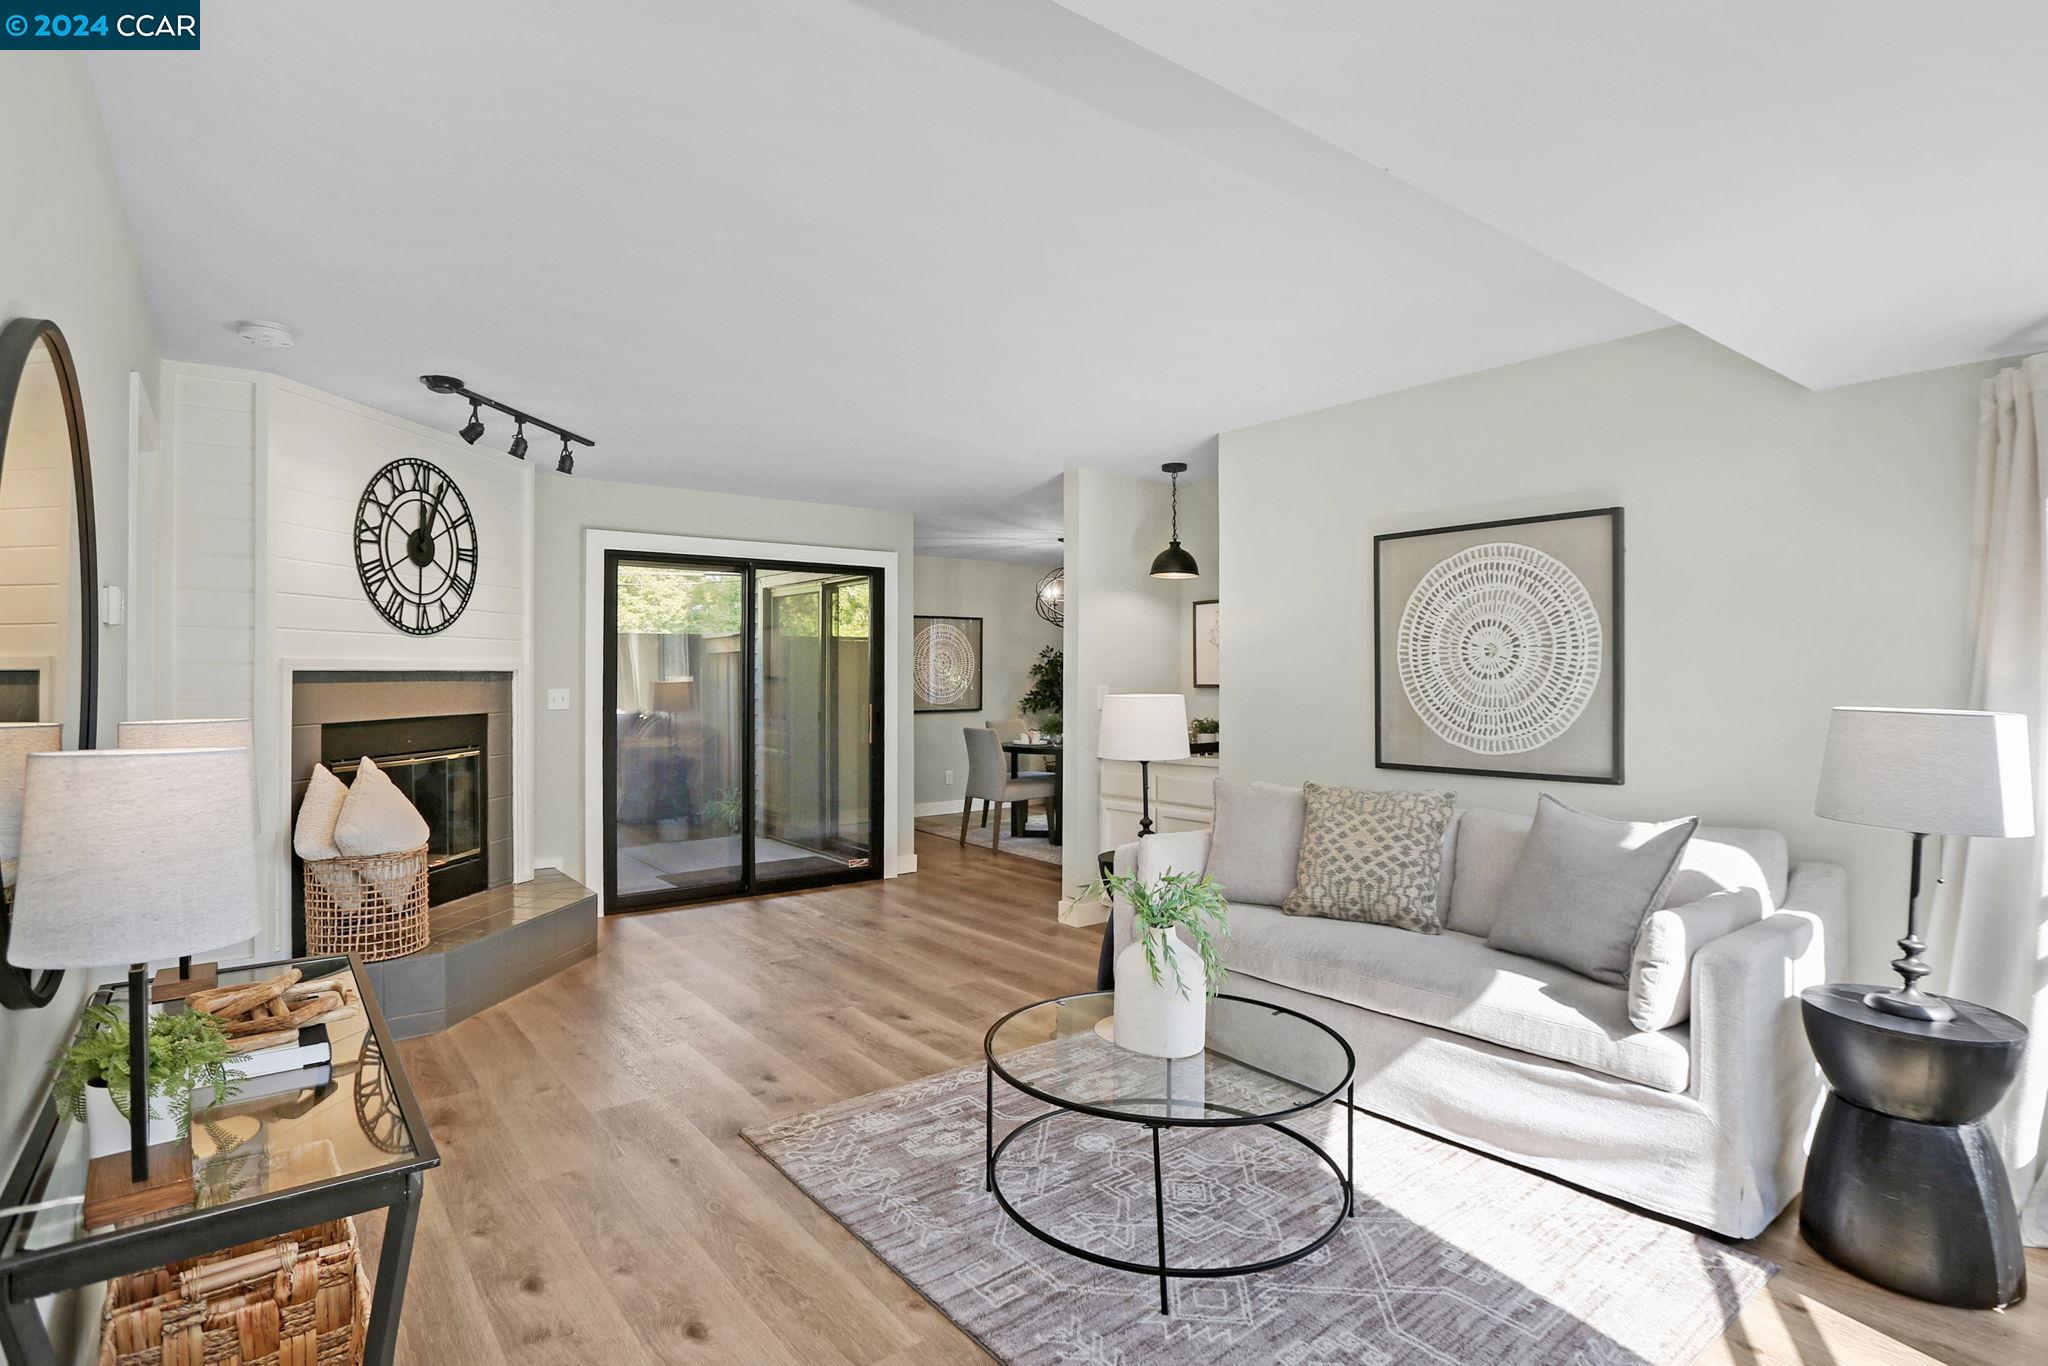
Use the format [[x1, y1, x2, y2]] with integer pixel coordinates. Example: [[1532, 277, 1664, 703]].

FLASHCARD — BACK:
[[235, 320, 296, 349]]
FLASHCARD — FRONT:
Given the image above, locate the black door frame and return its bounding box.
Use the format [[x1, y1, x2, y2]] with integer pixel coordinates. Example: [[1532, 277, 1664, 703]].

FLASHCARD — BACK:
[[601, 549, 886, 914]]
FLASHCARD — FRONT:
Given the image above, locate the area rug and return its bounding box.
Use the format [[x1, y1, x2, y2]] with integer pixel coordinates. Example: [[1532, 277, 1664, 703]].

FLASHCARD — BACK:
[[745, 1043, 1775, 1365], [915, 814, 1063, 866]]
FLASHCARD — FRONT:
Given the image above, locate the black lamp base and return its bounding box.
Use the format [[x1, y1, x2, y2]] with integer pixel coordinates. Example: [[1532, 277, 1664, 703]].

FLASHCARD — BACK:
[[126, 962, 149, 1182]]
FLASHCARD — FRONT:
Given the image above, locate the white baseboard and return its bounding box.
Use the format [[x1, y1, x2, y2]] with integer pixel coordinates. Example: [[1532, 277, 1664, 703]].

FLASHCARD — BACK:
[[891, 853, 919, 876], [914, 798, 966, 818]]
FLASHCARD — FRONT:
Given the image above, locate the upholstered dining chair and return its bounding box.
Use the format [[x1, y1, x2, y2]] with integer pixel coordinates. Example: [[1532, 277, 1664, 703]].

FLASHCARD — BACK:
[[962, 727, 1055, 852], [986, 718, 1047, 774]]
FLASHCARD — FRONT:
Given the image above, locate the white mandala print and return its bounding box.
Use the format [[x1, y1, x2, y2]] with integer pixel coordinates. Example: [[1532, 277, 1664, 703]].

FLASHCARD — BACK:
[[915, 621, 978, 706], [1397, 541, 1601, 755]]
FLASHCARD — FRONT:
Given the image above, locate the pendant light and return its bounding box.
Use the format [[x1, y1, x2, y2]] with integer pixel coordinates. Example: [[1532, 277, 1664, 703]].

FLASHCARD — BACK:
[[1149, 461, 1200, 580]]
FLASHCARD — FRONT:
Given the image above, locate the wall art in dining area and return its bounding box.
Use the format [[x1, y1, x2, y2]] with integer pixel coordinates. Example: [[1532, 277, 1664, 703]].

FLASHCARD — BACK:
[[1192, 599, 1219, 688], [914, 615, 983, 713], [1374, 507, 1622, 783]]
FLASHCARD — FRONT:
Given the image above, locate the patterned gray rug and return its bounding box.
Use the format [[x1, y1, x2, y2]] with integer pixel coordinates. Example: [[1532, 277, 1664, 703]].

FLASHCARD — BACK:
[[746, 1044, 1775, 1365]]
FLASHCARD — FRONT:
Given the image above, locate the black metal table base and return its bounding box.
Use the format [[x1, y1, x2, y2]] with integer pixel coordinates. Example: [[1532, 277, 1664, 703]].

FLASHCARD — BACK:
[[983, 1066, 1355, 1314]]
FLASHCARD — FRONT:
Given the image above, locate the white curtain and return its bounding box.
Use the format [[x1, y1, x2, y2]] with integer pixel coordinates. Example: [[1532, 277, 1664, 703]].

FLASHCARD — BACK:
[[1929, 353, 2048, 1243]]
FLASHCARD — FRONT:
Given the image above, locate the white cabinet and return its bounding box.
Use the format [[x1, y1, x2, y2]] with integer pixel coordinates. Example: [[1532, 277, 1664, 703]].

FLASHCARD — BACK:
[[1099, 756, 1217, 849]]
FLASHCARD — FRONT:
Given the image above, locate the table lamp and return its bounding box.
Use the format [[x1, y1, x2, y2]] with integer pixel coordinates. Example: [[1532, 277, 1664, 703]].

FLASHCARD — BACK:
[[1814, 707, 2033, 1022], [0, 723, 62, 1009], [1099, 694, 1189, 837], [118, 718, 254, 999], [5, 747, 259, 1188]]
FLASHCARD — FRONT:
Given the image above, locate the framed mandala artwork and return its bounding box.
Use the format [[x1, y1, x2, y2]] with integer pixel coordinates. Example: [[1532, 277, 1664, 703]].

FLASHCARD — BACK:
[[914, 615, 984, 713], [1374, 507, 1623, 783]]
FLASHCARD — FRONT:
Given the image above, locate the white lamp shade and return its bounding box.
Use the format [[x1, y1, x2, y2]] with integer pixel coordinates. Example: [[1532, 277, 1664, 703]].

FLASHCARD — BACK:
[[1097, 693, 1191, 762], [1815, 707, 2034, 837], [119, 718, 253, 750], [0, 723, 61, 862], [5, 748, 260, 969]]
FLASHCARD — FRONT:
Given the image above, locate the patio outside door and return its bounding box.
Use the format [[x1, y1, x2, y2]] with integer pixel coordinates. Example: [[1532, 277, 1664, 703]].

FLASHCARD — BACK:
[[603, 552, 883, 911]]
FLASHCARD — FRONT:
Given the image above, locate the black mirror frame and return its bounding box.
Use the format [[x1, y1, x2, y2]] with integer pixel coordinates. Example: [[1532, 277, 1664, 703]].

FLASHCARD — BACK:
[[0, 318, 99, 1009]]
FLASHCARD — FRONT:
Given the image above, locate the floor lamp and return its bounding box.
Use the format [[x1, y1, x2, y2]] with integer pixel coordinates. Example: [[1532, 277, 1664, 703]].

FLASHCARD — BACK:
[[5, 747, 259, 1194]]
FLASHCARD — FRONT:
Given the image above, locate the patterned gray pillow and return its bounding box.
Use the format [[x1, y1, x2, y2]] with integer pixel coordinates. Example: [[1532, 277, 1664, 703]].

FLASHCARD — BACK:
[[1281, 784, 1458, 932]]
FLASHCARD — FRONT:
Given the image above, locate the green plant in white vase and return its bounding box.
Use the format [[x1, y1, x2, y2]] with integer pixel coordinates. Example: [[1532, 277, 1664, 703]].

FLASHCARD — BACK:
[[55, 1003, 236, 1159], [1083, 869, 1227, 1058]]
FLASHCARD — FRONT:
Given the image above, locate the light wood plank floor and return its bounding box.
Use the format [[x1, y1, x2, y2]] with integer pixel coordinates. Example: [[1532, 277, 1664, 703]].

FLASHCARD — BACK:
[[370, 832, 2045, 1365]]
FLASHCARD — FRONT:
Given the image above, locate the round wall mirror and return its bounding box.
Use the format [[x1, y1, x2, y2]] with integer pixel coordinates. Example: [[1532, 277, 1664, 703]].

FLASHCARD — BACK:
[[0, 319, 99, 1009]]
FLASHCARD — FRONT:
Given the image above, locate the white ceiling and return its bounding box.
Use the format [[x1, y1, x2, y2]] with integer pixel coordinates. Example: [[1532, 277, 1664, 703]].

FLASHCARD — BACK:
[[1056, 0, 2048, 390], [82, 0, 1659, 561]]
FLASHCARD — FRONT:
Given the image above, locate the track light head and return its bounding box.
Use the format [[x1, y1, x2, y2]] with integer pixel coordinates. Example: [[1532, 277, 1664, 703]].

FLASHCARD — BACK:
[[557, 437, 575, 475], [419, 374, 466, 394], [508, 421, 529, 460], [458, 400, 485, 445]]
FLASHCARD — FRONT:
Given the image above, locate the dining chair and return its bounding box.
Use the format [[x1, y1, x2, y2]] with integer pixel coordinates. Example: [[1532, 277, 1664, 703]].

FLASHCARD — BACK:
[[962, 727, 1055, 853]]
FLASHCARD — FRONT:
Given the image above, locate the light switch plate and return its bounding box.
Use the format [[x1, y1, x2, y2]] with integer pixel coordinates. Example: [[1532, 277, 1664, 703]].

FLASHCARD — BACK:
[[547, 688, 571, 710], [103, 585, 125, 626]]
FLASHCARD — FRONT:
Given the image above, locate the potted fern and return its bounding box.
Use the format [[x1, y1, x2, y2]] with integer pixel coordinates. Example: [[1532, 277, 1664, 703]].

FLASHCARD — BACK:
[[1084, 869, 1228, 1058], [55, 1003, 236, 1159]]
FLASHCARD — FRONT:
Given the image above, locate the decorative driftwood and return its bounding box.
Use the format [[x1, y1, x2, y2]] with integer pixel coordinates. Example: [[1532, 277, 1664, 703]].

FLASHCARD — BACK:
[[188, 968, 360, 1052]]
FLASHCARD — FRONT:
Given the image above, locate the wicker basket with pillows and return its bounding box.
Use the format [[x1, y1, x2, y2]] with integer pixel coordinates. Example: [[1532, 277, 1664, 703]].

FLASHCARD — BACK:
[[294, 758, 432, 962]]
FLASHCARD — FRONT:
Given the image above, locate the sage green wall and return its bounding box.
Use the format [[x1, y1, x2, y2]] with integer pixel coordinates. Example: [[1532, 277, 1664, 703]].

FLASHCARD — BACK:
[[1219, 325, 2006, 982], [911, 555, 1060, 810]]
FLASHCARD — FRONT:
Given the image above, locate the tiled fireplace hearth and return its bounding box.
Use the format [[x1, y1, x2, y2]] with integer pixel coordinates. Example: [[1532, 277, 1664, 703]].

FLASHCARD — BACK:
[[286, 667, 595, 1037]]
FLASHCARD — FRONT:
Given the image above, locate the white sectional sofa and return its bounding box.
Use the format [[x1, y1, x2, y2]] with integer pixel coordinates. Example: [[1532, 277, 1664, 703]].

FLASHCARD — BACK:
[[1111, 798, 1846, 1239]]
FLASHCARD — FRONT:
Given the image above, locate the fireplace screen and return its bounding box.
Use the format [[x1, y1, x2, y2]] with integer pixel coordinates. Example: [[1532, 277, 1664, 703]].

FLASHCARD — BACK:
[[331, 747, 482, 870]]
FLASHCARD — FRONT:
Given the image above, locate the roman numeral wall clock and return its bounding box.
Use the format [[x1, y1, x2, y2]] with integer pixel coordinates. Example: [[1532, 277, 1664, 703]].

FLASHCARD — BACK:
[[354, 457, 478, 636]]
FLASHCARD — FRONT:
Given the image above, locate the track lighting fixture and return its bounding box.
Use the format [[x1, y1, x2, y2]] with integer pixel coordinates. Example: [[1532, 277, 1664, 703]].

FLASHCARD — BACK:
[[419, 375, 593, 474], [1149, 461, 1200, 579]]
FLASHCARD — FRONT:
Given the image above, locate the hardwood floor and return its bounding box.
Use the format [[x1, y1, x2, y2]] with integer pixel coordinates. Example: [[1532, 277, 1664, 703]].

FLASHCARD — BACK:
[[371, 831, 2045, 1365]]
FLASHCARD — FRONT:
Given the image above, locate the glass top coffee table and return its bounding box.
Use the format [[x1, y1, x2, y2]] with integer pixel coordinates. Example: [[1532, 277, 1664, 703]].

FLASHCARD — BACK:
[[983, 991, 1356, 1314]]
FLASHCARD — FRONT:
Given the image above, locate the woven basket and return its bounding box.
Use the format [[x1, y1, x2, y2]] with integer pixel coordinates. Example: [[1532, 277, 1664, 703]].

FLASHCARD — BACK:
[[98, 1217, 368, 1366], [303, 845, 430, 963]]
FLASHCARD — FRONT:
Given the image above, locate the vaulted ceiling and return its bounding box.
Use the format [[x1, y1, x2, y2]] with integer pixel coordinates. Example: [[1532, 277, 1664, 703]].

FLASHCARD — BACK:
[[82, 2, 2041, 556]]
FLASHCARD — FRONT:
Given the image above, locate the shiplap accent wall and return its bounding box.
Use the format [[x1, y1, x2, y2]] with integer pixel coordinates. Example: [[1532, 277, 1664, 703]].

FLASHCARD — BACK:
[[162, 366, 257, 719], [158, 362, 535, 954]]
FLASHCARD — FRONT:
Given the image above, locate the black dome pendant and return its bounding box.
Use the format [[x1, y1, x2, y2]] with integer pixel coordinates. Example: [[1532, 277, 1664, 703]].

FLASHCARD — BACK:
[[1150, 461, 1200, 580]]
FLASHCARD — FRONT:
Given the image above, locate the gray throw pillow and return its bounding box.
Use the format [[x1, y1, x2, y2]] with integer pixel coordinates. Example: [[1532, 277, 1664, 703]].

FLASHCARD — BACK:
[[1282, 784, 1457, 932], [1488, 795, 1698, 986], [1206, 780, 1305, 906]]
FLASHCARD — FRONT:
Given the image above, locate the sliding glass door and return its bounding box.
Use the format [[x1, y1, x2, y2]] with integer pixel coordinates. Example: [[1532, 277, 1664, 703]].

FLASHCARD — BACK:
[[603, 552, 882, 911]]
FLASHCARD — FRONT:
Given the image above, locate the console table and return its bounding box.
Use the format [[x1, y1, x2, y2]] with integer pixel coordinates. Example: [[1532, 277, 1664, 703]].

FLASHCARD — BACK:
[[0, 955, 438, 1364]]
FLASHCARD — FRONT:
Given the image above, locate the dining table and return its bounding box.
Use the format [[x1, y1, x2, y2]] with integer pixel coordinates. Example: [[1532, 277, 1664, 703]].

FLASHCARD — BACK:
[[1001, 739, 1062, 846]]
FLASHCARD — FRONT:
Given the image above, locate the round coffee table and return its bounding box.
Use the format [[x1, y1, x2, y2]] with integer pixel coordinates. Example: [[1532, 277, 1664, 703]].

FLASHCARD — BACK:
[[983, 991, 1356, 1314]]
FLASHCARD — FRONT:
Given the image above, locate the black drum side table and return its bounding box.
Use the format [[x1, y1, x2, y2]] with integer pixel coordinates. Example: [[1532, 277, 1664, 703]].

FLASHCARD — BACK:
[[1799, 984, 2027, 1308]]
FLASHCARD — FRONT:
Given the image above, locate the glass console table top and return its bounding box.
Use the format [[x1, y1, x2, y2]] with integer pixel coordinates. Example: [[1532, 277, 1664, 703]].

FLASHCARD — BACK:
[[2, 955, 434, 1265]]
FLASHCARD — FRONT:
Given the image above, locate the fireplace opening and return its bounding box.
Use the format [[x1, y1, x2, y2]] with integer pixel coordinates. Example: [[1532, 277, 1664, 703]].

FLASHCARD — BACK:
[[318, 712, 488, 907]]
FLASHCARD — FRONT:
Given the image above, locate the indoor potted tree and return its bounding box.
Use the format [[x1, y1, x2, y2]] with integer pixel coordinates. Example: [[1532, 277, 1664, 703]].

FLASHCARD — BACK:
[[1084, 868, 1228, 1057], [55, 1003, 236, 1158], [1020, 646, 1061, 742]]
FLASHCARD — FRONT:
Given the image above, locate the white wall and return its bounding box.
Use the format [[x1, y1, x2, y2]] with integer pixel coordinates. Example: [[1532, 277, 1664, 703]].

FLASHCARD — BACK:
[[1061, 468, 1183, 890], [155, 365, 535, 954], [530, 472, 917, 882], [0, 54, 161, 1355], [1169, 476, 1220, 721], [1220, 325, 2003, 980], [911, 554, 1060, 810]]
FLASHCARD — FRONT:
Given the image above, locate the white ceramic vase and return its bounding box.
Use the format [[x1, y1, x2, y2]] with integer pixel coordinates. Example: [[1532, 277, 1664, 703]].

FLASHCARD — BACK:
[[82, 1081, 178, 1160], [1113, 926, 1207, 1058]]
